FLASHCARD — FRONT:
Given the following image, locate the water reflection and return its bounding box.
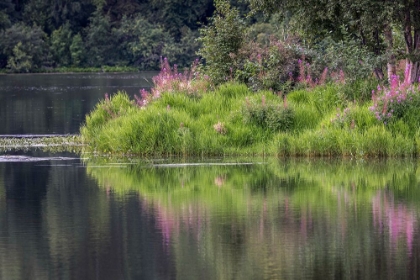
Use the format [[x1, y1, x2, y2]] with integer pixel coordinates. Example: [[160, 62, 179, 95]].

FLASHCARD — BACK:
[[87, 159, 420, 279], [0, 156, 175, 280], [0, 157, 419, 279], [0, 73, 155, 134]]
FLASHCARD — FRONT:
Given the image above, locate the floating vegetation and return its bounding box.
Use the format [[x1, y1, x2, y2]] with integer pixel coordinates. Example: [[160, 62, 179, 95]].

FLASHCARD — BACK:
[[0, 155, 79, 162], [0, 135, 84, 153]]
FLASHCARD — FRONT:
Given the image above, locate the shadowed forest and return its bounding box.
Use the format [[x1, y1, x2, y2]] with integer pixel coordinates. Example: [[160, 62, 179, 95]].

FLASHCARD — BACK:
[[0, 0, 223, 72]]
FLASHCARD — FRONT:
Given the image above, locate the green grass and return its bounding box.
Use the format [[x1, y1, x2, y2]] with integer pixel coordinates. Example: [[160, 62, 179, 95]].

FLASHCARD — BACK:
[[81, 80, 420, 157]]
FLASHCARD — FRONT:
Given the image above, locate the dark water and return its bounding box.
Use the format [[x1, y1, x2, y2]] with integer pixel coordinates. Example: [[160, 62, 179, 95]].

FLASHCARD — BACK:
[[0, 73, 155, 135], [0, 157, 419, 279]]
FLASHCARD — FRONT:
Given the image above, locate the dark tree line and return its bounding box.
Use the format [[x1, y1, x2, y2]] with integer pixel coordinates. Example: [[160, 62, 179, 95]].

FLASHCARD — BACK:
[[0, 0, 215, 72]]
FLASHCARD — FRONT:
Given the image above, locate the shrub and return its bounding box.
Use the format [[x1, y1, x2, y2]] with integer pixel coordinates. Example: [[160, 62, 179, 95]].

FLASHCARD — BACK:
[[242, 94, 294, 132], [135, 58, 211, 107], [198, 0, 245, 85], [235, 37, 302, 92], [326, 103, 376, 131], [369, 71, 420, 128]]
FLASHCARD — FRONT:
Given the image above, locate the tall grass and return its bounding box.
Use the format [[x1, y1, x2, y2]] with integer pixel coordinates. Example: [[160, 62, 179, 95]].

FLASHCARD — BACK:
[[81, 58, 420, 158]]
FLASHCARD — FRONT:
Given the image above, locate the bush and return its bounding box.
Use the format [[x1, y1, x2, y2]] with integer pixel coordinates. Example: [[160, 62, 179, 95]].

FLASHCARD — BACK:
[[198, 0, 245, 84], [242, 94, 294, 132], [369, 73, 420, 132], [325, 103, 376, 131], [2, 23, 48, 72]]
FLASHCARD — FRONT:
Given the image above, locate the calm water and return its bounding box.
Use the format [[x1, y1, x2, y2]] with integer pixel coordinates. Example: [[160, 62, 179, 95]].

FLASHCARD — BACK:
[[0, 157, 419, 279], [0, 73, 155, 134], [0, 74, 420, 279]]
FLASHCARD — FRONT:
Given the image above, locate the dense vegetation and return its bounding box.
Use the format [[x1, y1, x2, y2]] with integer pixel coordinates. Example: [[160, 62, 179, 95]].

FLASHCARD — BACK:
[[80, 0, 420, 157], [80, 74, 420, 157], [0, 0, 218, 72]]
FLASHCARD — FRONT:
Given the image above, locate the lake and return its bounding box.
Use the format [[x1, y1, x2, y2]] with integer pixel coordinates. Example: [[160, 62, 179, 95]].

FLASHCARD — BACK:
[[0, 74, 419, 279], [0, 72, 155, 135], [1, 157, 419, 279]]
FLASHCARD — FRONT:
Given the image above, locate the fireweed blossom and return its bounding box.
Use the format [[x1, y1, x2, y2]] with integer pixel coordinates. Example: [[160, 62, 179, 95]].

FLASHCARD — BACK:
[[369, 71, 419, 124]]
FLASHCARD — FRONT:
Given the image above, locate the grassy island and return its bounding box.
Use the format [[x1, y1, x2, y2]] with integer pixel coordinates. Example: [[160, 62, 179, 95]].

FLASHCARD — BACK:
[[80, 71, 420, 158], [77, 0, 420, 158]]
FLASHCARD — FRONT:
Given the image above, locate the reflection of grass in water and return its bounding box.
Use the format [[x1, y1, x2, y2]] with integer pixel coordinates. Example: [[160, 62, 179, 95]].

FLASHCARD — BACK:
[[87, 158, 420, 211], [86, 158, 420, 279], [87, 160, 286, 216]]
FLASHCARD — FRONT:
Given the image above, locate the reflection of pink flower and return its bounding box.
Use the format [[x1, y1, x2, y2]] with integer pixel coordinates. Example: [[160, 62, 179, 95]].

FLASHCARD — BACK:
[[214, 176, 225, 187], [372, 192, 416, 255]]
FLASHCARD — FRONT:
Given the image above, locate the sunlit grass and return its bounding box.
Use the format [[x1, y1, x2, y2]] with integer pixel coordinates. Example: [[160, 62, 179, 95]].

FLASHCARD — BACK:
[[81, 78, 420, 157]]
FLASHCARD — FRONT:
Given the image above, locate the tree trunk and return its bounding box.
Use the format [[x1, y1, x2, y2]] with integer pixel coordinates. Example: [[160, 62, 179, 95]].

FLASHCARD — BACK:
[[405, 60, 420, 84], [384, 25, 396, 82], [374, 68, 384, 80], [403, 0, 420, 83]]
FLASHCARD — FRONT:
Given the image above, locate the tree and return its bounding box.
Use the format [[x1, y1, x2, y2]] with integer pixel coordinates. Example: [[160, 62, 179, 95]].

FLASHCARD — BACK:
[[69, 33, 85, 67], [114, 14, 178, 69], [0, 23, 47, 71], [50, 22, 73, 66], [247, 0, 420, 83], [7, 41, 33, 72], [149, 0, 214, 40], [0, 0, 13, 30], [84, 10, 117, 67], [198, 0, 245, 84]]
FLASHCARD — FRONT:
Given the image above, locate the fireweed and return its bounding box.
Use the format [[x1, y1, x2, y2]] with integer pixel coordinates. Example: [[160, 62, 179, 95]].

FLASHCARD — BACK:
[[369, 65, 420, 124], [134, 58, 211, 107]]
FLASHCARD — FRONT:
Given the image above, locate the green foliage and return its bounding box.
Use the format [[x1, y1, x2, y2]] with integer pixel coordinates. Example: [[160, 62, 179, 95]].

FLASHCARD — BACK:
[[115, 15, 177, 69], [69, 33, 85, 66], [341, 78, 378, 103], [288, 84, 343, 114], [7, 42, 33, 73], [198, 0, 245, 84], [50, 22, 73, 66], [84, 11, 116, 67], [273, 126, 415, 158], [370, 76, 420, 135], [235, 37, 303, 92], [1, 23, 47, 72], [313, 37, 384, 82], [81, 83, 270, 156], [0, 0, 211, 72], [0, 0, 12, 31], [81, 75, 420, 157], [22, 0, 50, 31], [242, 94, 294, 132], [149, 0, 213, 40]]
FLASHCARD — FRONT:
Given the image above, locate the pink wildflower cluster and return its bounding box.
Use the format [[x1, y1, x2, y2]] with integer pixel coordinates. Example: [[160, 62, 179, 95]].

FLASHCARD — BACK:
[[296, 58, 342, 88], [213, 121, 227, 134], [134, 58, 210, 107], [369, 65, 419, 124]]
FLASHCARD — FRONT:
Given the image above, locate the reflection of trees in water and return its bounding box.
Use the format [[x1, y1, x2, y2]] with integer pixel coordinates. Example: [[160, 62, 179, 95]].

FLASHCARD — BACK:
[[0, 163, 176, 279]]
